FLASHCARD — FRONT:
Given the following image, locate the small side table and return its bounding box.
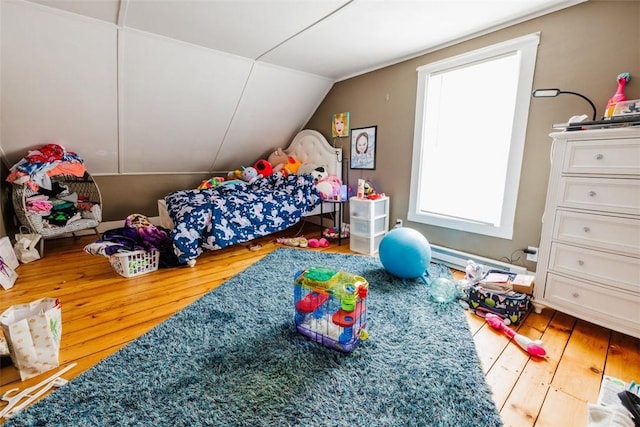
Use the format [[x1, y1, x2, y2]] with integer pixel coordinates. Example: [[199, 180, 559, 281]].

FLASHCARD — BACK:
[[319, 199, 349, 246]]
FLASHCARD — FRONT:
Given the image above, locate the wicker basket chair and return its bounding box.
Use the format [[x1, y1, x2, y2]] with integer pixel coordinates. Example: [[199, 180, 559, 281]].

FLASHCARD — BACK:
[[12, 173, 102, 256]]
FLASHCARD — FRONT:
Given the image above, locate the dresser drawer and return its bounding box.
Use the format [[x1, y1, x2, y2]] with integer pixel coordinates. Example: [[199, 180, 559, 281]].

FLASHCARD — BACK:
[[544, 273, 640, 328], [557, 177, 640, 215], [549, 243, 640, 292], [553, 210, 640, 257], [564, 139, 640, 175]]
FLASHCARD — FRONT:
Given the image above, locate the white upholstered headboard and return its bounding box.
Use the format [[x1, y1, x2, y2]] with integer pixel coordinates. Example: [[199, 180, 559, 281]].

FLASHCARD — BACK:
[[285, 129, 342, 181], [285, 129, 342, 218]]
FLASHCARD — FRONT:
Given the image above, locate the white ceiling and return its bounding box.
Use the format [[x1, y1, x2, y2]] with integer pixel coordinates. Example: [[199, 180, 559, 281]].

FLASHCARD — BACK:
[[29, 0, 585, 82], [2, 0, 586, 175]]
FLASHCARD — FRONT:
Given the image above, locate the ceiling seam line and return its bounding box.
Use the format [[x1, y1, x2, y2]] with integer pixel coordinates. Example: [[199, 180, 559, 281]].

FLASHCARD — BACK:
[[254, 0, 355, 62], [208, 62, 256, 171]]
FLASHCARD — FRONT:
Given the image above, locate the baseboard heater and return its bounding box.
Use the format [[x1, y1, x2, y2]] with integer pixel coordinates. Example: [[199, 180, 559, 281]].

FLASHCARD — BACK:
[[430, 243, 529, 275]]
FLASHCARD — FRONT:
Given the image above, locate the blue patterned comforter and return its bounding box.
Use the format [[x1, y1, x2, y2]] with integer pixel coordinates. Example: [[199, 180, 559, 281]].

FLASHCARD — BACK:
[[165, 173, 321, 264]]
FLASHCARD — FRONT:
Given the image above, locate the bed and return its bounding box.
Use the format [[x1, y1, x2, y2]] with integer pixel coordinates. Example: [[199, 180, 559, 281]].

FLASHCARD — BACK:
[[162, 130, 342, 266]]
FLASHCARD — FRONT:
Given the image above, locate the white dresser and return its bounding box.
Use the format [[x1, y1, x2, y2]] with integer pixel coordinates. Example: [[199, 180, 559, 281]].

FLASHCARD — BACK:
[[534, 128, 640, 338]]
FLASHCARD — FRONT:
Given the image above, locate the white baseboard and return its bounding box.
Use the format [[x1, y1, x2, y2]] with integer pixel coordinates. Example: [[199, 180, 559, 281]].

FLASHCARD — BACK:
[[430, 243, 530, 274]]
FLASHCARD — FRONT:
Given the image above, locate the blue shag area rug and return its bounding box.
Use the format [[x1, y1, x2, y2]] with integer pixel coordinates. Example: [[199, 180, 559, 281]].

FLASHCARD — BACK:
[[4, 248, 502, 427]]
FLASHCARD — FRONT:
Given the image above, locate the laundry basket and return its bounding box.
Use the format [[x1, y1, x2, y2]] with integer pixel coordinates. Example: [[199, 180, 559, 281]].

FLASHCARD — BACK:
[[109, 250, 159, 278]]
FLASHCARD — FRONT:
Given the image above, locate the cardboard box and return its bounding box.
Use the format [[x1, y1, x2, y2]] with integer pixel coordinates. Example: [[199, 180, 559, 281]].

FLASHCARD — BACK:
[[511, 274, 534, 295]]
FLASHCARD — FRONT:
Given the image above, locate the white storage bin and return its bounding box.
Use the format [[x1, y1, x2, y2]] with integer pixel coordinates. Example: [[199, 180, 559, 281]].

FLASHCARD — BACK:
[[349, 196, 390, 255], [350, 234, 385, 256], [351, 216, 387, 236], [350, 197, 388, 219]]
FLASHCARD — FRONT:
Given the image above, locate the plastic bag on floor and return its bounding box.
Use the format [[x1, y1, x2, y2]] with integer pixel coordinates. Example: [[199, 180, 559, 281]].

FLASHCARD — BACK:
[[0, 297, 62, 380]]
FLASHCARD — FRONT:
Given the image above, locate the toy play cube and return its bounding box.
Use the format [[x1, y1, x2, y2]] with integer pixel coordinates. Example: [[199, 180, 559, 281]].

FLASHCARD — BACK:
[[294, 267, 368, 353]]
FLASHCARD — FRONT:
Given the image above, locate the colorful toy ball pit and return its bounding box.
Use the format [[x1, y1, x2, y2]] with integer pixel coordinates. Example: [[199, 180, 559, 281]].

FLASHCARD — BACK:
[[379, 227, 432, 284]]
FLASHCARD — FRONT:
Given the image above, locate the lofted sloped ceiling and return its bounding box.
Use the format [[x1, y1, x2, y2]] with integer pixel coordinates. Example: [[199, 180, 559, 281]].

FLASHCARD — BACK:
[[0, 0, 585, 175]]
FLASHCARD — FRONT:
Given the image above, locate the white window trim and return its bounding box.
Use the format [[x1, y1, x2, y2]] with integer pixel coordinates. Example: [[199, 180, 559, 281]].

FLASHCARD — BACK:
[[408, 33, 540, 240]]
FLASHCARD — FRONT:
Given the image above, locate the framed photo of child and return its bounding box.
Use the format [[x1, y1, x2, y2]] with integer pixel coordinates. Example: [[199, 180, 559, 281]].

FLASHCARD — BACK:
[[350, 126, 376, 170], [331, 112, 350, 138]]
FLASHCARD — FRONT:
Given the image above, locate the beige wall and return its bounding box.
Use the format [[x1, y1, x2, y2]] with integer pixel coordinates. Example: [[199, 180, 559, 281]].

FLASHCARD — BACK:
[[2, 1, 638, 268], [306, 0, 640, 269], [92, 174, 214, 221]]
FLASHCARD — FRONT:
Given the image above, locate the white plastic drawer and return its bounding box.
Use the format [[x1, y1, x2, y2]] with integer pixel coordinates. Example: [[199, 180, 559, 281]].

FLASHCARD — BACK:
[[350, 234, 385, 255], [553, 210, 640, 257], [350, 217, 388, 237], [563, 139, 640, 175], [349, 197, 388, 220], [557, 177, 640, 215], [549, 243, 640, 293]]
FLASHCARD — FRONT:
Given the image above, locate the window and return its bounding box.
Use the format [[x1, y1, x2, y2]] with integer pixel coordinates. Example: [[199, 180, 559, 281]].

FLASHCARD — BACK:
[[408, 33, 539, 239]]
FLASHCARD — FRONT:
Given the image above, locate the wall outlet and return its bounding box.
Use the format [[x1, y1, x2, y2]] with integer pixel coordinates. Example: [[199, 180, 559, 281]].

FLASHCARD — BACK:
[[526, 246, 538, 262], [395, 219, 403, 228]]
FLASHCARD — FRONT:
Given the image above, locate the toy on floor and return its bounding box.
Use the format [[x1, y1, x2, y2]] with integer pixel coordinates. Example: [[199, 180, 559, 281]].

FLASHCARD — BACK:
[[429, 277, 459, 303], [294, 267, 368, 352], [465, 260, 484, 285], [485, 313, 546, 358], [322, 225, 349, 240], [378, 227, 431, 284], [308, 238, 329, 248], [276, 236, 308, 248]]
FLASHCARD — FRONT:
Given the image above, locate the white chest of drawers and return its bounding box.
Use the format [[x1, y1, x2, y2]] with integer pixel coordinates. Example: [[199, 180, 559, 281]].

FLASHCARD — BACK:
[[534, 128, 640, 339]]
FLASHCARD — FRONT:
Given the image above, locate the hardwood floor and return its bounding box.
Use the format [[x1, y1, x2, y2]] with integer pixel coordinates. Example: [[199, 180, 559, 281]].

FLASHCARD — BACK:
[[1, 223, 639, 426]]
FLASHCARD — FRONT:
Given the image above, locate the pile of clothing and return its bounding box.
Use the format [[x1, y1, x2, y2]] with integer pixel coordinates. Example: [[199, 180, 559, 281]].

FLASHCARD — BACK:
[[6, 144, 87, 192], [84, 214, 180, 268], [25, 182, 99, 228]]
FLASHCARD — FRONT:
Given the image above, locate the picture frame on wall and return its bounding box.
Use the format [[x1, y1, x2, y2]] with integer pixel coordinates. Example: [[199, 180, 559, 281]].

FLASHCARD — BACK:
[[350, 126, 376, 170], [331, 112, 350, 138]]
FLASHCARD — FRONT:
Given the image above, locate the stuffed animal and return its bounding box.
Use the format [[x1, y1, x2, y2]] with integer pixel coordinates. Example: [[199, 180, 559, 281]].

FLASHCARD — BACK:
[[310, 166, 328, 183], [298, 164, 329, 183], [316, 175, 342, 200], [268, 148, 299, 175], [227, 169, 243, 180], [197, 177, 225, 189], [253, 159, 273, 177], [283, 158, 301, 175], [241, 166, 259, 183]]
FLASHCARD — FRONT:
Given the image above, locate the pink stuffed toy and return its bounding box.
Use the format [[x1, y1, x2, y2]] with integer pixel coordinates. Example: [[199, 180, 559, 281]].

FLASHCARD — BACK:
[[308, 238, 329, 248], [316, 175, 342, 200]]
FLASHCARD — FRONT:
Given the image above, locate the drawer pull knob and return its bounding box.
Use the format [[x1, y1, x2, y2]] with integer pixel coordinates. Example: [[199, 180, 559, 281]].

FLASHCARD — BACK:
[[572, 292, 580, 298], [578, 260, 585, 266], [583, 226, 590, 233], [588, 191, 596, 197], [595, 153, 604, 160]]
